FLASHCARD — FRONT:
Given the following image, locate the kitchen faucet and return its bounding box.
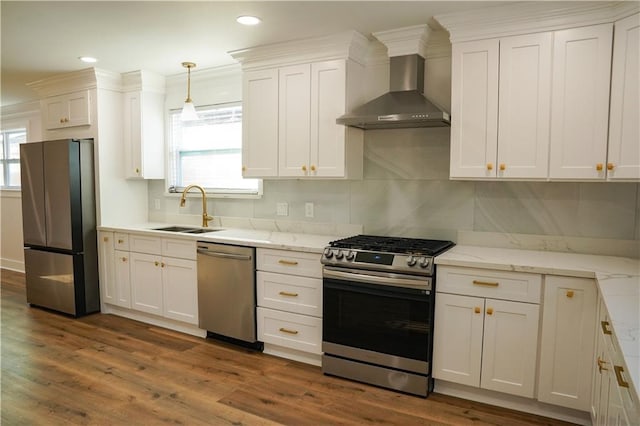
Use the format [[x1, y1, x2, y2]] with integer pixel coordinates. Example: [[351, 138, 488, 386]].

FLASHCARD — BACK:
[[179, 184, 213, 227]]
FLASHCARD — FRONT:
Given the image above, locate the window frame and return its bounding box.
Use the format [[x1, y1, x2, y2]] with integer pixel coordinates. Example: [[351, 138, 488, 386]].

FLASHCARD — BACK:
[[0, 119, 28, 190], [166, 102, 262, 199]]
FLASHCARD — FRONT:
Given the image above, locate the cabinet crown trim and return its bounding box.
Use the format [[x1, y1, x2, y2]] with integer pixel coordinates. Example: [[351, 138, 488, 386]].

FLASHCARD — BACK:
[[121, 70, 166, 93], [229, 30, 369, 70], [27, 67, 122, 98], [436, 1, 639, 42]]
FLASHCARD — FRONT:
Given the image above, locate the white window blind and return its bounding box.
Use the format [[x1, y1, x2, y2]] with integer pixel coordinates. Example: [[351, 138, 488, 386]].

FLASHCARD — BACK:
[[167, 102, 261, 196], [0, 127, 26, 189]]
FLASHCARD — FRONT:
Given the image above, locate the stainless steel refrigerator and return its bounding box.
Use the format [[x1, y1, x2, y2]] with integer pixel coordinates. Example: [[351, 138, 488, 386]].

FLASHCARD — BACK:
[[20, 138, 99, 316]]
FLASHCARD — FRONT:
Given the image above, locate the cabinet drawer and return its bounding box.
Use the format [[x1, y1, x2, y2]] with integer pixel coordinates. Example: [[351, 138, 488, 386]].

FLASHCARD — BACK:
[[257, 271, 322, 317], [257, 307, 322, 354], [162, 238, 196, 260], [129, 234, 162, 255], [114, 233, 129, 250], [257, 248, 322, 278], [437, 266, 541, 303]]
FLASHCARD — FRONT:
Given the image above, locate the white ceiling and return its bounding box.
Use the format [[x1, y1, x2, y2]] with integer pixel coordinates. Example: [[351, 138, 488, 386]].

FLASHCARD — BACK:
[[1, 1, 503, 107]]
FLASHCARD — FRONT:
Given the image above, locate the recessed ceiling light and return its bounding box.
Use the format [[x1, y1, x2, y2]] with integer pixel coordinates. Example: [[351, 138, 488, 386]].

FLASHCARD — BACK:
[[236, 15, 261, 26], [79, 56, 98, 63]]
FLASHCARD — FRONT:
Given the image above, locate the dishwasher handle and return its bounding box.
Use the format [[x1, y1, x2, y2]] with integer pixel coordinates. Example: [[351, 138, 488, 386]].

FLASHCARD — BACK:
[[197, 248, 252, 261]]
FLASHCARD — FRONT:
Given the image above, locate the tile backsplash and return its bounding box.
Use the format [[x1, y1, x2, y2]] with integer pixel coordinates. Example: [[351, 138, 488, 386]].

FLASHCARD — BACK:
[[149, 127, 639, 257]]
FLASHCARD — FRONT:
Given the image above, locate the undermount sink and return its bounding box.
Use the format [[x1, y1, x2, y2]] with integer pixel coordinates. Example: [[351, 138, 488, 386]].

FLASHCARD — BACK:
[[152, 226, 224, 234]]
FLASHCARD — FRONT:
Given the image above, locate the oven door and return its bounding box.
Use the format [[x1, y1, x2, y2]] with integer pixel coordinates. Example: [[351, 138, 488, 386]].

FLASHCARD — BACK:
[[322, 267, 433, 374]]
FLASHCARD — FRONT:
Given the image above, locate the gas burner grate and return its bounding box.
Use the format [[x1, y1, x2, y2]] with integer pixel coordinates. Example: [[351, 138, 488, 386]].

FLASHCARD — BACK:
[[329, 234, 454, 256]]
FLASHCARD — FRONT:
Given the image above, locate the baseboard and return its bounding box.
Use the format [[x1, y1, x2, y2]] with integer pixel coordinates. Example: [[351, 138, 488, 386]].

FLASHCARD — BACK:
[[101, 303, 207, 338], [262, 343, 321, 366], [1, 258, 24, 272], [434, 380, 591, 425]]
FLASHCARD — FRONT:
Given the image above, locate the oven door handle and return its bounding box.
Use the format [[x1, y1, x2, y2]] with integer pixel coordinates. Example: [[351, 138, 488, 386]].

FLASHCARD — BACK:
[[323, 267, 430, 291]]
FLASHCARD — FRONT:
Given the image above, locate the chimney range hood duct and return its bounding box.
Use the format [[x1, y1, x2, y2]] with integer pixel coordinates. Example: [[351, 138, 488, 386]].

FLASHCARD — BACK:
[[337, 24, 450, 130], [337, 54, 450, 130]]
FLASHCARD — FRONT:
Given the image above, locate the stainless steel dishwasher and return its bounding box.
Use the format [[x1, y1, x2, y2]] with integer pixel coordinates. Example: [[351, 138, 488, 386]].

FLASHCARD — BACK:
[[196, 241, 260, 347]]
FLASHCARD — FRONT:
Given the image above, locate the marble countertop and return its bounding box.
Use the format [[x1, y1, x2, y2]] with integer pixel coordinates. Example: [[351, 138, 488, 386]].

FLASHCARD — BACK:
[[435, 245, 640, 402], [98, 223, 340, 254]]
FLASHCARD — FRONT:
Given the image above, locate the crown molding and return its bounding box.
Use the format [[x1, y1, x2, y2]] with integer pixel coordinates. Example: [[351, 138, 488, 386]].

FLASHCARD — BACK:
[[165, 63, 241, 89], [435, 1, 640, 43], [373, 24, 430, 58], [121, 70, 166, 93], [27, 67, 122, 98], [229, 30, 370, 70]]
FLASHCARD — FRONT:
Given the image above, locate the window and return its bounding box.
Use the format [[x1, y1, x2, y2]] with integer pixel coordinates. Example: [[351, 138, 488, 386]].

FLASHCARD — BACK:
[[168, 102, 261, 196], [0, 127, 26, 189]]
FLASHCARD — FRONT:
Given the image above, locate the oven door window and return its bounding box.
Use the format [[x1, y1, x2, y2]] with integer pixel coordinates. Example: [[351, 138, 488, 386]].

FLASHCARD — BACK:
[[323, 278, 431, 361]]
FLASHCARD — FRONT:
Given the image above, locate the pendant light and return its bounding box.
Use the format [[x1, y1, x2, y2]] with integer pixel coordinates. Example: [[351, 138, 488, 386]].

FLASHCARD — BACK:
[[181, 62, 198, 121]]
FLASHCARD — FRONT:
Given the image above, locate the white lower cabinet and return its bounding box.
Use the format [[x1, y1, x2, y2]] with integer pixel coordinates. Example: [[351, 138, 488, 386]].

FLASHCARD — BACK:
[[433, 266, 541, 398], [591, 297, 640, 425], [538, 276, 597, 411], [98, 232, 198, 326], [256, 248, 323, 365]]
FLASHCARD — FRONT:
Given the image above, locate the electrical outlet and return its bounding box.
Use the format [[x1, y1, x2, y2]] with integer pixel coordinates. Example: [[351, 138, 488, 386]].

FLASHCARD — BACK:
[[305, 202, 314, 218], [276, 202, 289, 216]]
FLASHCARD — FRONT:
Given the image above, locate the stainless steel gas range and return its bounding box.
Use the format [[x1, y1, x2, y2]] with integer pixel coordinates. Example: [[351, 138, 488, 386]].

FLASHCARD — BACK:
[[321, 234, 454, 397]]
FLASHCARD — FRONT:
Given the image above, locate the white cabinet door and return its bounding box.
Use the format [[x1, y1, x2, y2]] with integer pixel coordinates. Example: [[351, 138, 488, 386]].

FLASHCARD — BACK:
[[433, 293, 484, 387], [278, 64, 311, 177], [549, 24, 613, 179], [497, 33, 552, 179], [43, 91, 91, 130], [130, 252, 163, 315], [450, 39, 499, 178], [114, 250, 132, 308], [539, 276, 597, 411], [97, 232, 116, 305], [608, 13, 640, 181], [310, 60, 346, 177], [123, 91, 165, 179], [242, 69, 279, 177], [481, 298, 539, 398], [162, 257, 198, 325]]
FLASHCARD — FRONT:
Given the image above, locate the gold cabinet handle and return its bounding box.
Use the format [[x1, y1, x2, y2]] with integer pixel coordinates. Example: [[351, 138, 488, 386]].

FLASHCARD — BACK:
[[118, 239, 124, 244], [486, 307, 494, 315], [597, 356, 608, 372], [499, 163, 506, 171], [601, 320, 612, 335], [473, 280, 499, 287], [607, 163, 615, 171], [474, 307, 481, 314], [596, 163, 604, 171], [566, 290, 574, 298], [278, 259, 298, 266], [486, 163, 493, 171], [614, 365, 630, 388], [279, 327, 299, 335], [279, 291, 299, 297]]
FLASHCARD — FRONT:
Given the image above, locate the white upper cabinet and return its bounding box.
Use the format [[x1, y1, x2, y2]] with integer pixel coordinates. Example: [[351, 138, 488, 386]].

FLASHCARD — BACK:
[[231, 31, 367, 180], [43, 90, 91, 130], [241, 69, 279, 177], [607, 13, 640, 181], [549, 24, 613, 180], [450, 39, 499, 179]]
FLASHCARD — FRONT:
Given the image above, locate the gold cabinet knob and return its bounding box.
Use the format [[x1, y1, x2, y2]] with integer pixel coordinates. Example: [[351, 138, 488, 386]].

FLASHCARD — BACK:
[[474, 307, 481, 314], [161, 262, 165, 268], [499, 163, 506, 171], [242, 166, 246, 172], [566, 290, 574, 298], [310, 165, 316, 172], [121, 257, 127, 263], [103, 236, 109, 242], [487, 163, 493, 171], [117, 239, 124, 244], [135, 168, 140, 174], [607, 163, 615, 171], [59, 118, 65, 124], [302, 165, 307, 172], [154, 261, 159, 267], [486, 308, 494, 315], [596, 163, 604, 171]]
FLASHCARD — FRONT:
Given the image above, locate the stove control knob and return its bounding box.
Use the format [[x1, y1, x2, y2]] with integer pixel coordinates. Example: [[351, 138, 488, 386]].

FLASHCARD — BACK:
[[407, 256, 417, 267], [345, 251, 355, 261], [335, 250, 345, 260], [419, 257, 430, 268], [323, 248, 334, 259]]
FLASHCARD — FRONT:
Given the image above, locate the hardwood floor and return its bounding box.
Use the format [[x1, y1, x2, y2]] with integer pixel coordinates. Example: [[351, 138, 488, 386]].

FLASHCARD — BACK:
[[1, 269, 575, 425]]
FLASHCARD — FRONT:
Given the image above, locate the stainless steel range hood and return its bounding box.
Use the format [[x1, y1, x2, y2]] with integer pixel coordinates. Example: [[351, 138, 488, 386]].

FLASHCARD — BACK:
[[337, 55, 450, 129], [337, 25, 450, 130]]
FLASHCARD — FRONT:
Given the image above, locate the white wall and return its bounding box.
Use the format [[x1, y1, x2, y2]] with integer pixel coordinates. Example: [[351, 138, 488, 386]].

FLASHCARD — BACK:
[[0, 101, 42, 271]]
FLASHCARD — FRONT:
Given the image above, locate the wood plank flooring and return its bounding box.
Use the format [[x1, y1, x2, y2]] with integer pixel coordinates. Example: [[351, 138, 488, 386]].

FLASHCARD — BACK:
[[1, 269, 575, 425]]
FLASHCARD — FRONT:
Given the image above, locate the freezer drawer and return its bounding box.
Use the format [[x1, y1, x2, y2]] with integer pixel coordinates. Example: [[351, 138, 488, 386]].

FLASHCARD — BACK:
[[24, 248, 94, 316]]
